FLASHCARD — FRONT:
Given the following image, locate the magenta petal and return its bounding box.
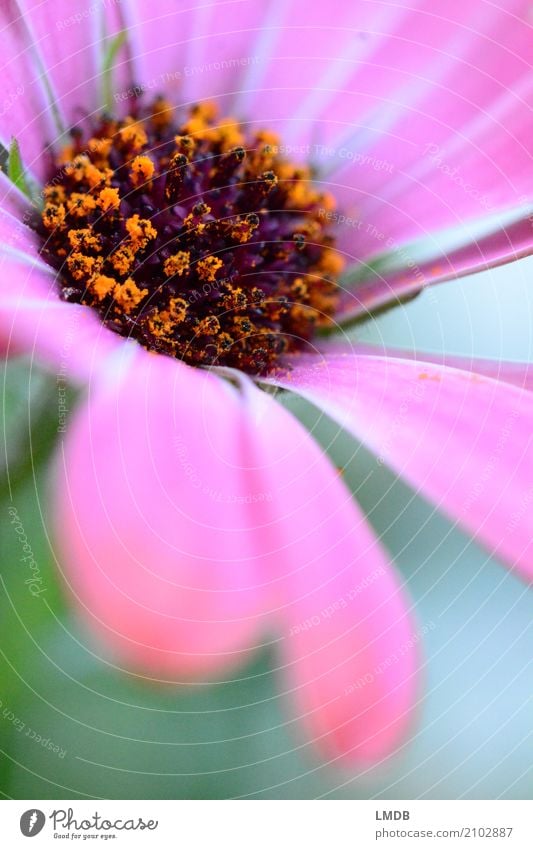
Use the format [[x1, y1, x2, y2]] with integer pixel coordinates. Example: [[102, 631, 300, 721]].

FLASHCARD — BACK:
[[119, 0, 264, 107], [0, 205, 44, 257], [319, 341, 533, 392], [0, 170, 33, 216], [318, 2, 533, 248], [15, 0, 126, 126], [236, 378, 417, 763], [233, 1, 386, 137], [16, 1, 98, 121], [53, 351, 270, 677], [0, 2, 58, 179], [1, 1, 129, 172], [339, 214, 533, 320], [265, 352, 533, 581], [0, 254, 122, 379]]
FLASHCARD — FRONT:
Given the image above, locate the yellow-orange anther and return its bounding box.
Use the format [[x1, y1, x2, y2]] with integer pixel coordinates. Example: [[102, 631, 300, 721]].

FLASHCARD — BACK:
[[113, 278, 148, 313], [163, 251, 191, 277], [130, 155, 155, 187], [97, 187, 121, 212], [197, 255, 223, 283]]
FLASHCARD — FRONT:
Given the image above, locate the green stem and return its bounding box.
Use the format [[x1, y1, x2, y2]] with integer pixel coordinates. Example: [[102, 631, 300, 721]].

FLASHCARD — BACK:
[[101, 31, 127, 113]]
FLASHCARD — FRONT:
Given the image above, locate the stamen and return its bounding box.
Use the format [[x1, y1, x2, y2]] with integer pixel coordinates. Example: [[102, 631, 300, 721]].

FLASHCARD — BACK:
[[97, 187, 120, 212], [130, 154, 155, 187], [164, 252, 191, 277]]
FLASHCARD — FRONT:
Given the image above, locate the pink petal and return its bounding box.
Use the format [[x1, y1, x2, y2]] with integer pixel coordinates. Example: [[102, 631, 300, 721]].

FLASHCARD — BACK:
[[232, 0, 532, 234], [0, 251, 123, 379], [118, 0, 264, 108], [54, 345, 417, 759], [337, 213, 533, 320], [0, 170, 33, 216], [53, 350, 270, 677], [190, 1, 533, 317], [264, 351, 533, 581], [14, 0, 102, 128], [225, 1, 533, 312], [320, 340, 533, 392], [0, 0, 58, 180], [316, 1, 533, 250], [0, 1, 131, 176], [232, 1, 394, 138], [0, 204, 42, 255], [232, 376, 418, 763], [0, 205, 38, 356]]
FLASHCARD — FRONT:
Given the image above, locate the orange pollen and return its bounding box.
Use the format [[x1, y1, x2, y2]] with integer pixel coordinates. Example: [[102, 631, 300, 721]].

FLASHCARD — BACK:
[[130, 155, 155, 187], [97, 187, 121, 212], [197, 255, 223, 283], [164, 251, 191, 277]]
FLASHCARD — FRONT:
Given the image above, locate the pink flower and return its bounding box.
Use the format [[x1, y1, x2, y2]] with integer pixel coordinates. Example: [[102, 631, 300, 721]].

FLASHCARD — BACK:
[[1, 0, 532, 766]]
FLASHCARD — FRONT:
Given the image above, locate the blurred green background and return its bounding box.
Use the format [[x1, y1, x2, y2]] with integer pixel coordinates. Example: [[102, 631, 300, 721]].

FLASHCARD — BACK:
[[1, 258, 532, 799]]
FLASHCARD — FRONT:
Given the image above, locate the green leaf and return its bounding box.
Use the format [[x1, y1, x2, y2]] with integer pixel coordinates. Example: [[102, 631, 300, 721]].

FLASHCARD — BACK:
[[101, 30, 127, 112], [7, 138, 34, 200]]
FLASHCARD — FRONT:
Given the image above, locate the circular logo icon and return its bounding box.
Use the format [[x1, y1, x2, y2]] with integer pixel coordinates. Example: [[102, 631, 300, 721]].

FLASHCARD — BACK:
[[20, 810, 46, 837]]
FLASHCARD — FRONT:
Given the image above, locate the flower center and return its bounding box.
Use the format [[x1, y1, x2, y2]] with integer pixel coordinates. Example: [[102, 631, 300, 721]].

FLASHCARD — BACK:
[[35, 97, 343, 373]]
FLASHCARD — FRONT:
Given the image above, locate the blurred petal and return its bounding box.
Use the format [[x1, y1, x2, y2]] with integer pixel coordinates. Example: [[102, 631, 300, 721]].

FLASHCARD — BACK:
[[264, 351, 533, 581], [53, 350, 270, 677], [234, 377, 418, 763], [54, 347, 417, 759]]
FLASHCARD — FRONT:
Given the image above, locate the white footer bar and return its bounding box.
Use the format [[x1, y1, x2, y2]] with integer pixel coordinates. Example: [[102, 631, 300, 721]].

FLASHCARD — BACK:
[[1, 799, 531, 848]]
